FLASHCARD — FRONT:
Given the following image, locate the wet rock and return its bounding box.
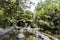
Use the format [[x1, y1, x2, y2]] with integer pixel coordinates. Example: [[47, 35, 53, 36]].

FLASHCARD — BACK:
[[26, 25, 32, 33], [34, 30, 51, 40], [53, 38, 59, 40], [0, 27, 14, 36], [19, 28, 24, 33], [0, 27, 14, 40], [0, 28, 5, 36], [17, 33, 25, 40]]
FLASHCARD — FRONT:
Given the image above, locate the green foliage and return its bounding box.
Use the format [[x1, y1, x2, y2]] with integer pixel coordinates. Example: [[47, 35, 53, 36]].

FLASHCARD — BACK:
[[35, 0, 60, 34], [0, 0, 60, 34], [0, 0, 60, 40], [0, 0, 23, 28]]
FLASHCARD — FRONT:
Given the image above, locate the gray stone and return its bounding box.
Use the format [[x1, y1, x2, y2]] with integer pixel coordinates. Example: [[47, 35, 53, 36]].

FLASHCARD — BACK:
[[0, 27, 14, 40], [17, 33, 25, 40]]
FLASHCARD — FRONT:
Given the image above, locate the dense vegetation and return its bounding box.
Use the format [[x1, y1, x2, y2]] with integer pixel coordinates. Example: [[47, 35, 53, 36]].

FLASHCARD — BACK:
[[0, 0, 60, 40], [35, 0, 60, 34]]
